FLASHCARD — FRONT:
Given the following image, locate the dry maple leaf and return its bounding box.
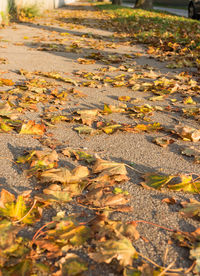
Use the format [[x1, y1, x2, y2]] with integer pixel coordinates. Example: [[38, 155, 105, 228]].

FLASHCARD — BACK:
[[0, 102, 19, 120], [40, 166, 89, 184], [77, 58, 96, 64], [42, 183, 83, 202], [83, 188, 129, 209], [93, 159, 127, 175], [103, 104, 126, 114], [89, 238, 136, 266], [153, 137, 175, 147], [0, 78, 14, 86], [0, 189, 15, 208], [179, 200, 200, 218], [92, 159, 128, 182], [19, 121, 45, 135], [62, 148, 96, 163], [59, 253, 88, 276], [17, 150, 58, 172], [174, 125, 200, 142], [74, 109, 99, 126], [142, 173, 200, 193]]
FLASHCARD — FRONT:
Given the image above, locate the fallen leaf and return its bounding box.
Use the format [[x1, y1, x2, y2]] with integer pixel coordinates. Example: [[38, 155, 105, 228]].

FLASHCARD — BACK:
[[183, 96, 196, 105], [74, 125, 95, 135], [190, 244, 200, 274], [181, 146, 200, 163], [180, 200, 200, 218], [60, 253, 88, 276], [19, 121, 45, 135], [89, 238, 137, 266], [43, 184, 80, 202], [40, 166, 89, 184], [142, 173, 200, 193], [62, 148, 96, 163], [153, 137, 174, 147], [0, 78, 14, 86], [118, 96, 131, 102], [93, 158, 128, 182], [174, 126, 200, 142], [74, 109, 99, 126], [0, 194, 41, 224], [77, 58, 96, 64], [162, 197, 177, 205]]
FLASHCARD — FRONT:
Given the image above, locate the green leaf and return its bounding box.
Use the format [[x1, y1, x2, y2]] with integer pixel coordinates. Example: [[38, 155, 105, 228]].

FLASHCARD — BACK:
[[0, 219, 30, 266], [142, 174, 200, 193], [102, 124, 122, 134], [167, 175, 200, 193], [123, 267, 141, 276], [2, 260, 32, 276], [0, 195, 40, 224], [74, 125, 95, 135], [113, 187, 129, 195], [142, 174, 172, 189], [42, 183, 84, 202], [40, 217, 91, 249], [61, 254, 88, 276], [180, 200, 200, 218], [0, 122, 13, 132]]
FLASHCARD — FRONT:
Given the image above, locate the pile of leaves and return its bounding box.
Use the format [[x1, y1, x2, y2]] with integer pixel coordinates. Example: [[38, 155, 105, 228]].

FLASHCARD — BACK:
[[97, 4, 200, 70]]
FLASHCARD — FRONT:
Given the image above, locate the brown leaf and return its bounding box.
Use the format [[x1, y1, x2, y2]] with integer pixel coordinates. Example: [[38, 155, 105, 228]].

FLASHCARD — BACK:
[[0, 189, 15, 208], [40, 166, 89, 184], [153, 137, 175, 147], [93, 159, 127, 177], [174, 126, 200, 142], [162, 197, 177, 205], [102, 194, 129, 207], [74, 109, 99, 126]]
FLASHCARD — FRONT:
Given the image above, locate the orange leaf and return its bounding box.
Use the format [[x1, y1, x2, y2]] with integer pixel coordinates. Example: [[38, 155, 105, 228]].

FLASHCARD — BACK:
[[19, 121, 45, 135], [0, 78, 14, 86]]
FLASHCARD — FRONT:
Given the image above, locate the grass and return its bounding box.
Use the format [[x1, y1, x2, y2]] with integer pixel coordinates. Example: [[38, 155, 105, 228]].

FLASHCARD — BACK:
[[96, 3, 200, 68], [17, 4, 41, 20], [97, 3, 200, 41]]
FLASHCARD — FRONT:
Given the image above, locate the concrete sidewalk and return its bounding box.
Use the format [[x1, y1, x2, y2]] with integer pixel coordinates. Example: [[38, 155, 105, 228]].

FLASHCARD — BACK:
[[123, 2, 188, 17], [0, 2, 199, 274]]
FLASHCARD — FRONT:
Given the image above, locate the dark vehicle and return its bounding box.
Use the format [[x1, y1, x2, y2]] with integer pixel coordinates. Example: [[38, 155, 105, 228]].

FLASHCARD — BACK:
[[188, 0, 200, 19]]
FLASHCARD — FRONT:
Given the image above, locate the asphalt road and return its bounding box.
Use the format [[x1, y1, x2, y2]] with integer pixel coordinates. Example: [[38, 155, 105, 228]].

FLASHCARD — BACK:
[[123, 2, 188, 17]]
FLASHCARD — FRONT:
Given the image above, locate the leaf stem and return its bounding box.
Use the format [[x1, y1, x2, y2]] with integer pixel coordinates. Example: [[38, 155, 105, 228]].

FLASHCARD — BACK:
[[158, 260, 175, 276], [130, 219, 178, 233], [32, 221, 55, 241], [125, 164, 144, 174], [137, 251, 182, 272]]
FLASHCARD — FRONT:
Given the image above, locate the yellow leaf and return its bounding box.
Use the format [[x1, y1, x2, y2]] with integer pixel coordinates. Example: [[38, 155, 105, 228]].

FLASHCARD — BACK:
[[118, 96, 131, 102], [19, 121, 45, 135]]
